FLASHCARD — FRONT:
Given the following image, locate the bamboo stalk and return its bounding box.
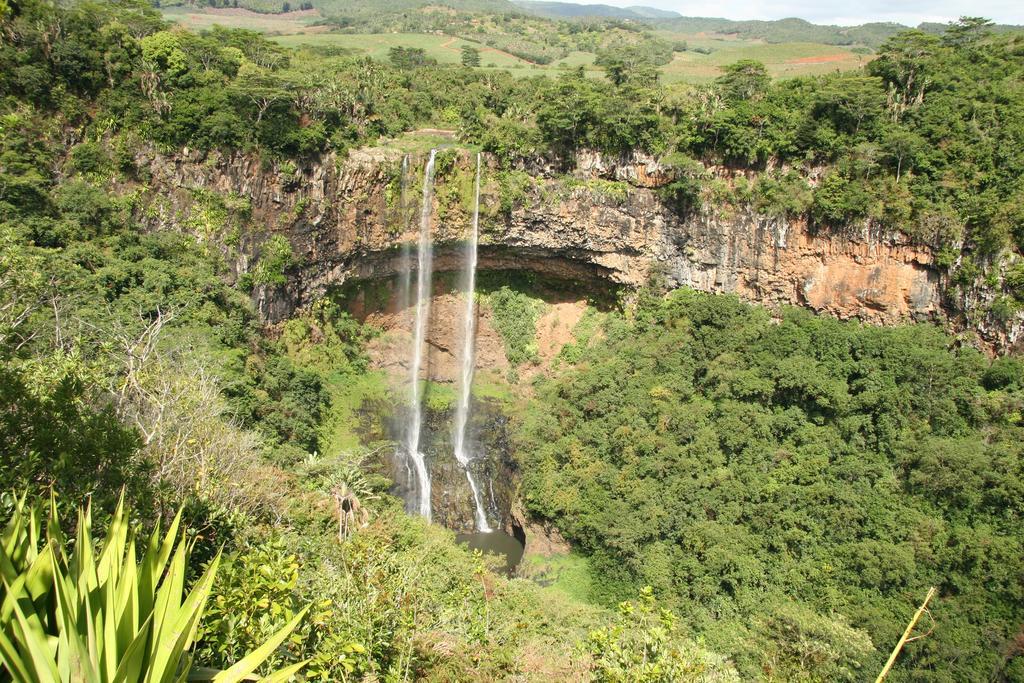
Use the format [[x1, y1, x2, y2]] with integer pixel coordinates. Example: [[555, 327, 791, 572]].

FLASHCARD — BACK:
[[875, 586, 937, 683]]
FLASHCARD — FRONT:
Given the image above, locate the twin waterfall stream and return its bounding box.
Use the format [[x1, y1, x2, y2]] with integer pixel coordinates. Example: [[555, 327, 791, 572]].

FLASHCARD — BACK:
[[399, 150, 493, 532]]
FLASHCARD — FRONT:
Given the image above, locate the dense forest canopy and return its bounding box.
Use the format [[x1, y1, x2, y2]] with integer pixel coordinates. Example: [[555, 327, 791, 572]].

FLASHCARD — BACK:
[[518, 288, 1024, 680], [0, 0, 1023, 679]]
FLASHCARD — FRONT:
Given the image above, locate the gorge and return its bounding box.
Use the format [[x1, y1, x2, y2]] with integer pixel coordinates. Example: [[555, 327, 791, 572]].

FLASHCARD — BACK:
[[123, 138, 1024, 544]]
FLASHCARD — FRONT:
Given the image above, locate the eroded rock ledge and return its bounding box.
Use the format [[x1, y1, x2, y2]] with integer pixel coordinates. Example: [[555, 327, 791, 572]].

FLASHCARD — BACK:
[[130, 144, 1021, 351]]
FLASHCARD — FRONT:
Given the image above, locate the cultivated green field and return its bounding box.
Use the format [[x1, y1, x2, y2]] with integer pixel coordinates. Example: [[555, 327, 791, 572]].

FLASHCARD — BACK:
[[162, 8, 869, 84], [656, 34, 868, 83], [160, 6, 323, 33]]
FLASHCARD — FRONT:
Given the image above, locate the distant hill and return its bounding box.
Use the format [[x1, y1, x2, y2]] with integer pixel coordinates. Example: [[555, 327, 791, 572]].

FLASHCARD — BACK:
[[658, 16, 908, 47], [157, 0, 1023, 50], [168, 0, 522, 17], [625, 6, 679, 19], [324, 0, 518, 12], [511, 6, 1022, 48], [509, 7, 907, 47], [513, 1, 679, 20], [677, 16, 1023, 47]]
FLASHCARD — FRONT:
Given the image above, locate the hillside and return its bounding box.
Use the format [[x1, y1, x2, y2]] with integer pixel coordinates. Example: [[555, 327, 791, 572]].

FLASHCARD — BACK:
[[163, 5, 871, 83], [157, 0, 1021, 51], [159, 0, 521, 17], [513, 1, 680, 20]]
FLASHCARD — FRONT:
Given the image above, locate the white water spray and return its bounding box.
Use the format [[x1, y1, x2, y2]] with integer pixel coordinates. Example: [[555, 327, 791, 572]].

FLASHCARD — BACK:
[[452, 153, 492, 532], [396, 155, 412, 315], [404, 150, 437, 521], [396, 155, 414, 491]]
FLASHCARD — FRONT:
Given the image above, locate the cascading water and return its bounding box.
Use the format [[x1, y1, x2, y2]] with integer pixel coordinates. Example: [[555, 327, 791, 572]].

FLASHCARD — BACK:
[[396, 155, 412, 314], [403, 150, 437, 521], [452, 153, 492, 532], [395, 155, 414, 491]]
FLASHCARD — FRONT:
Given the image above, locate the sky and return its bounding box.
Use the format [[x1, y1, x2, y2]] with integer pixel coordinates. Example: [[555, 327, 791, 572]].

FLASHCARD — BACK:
[[558, 0, 1024, 26]]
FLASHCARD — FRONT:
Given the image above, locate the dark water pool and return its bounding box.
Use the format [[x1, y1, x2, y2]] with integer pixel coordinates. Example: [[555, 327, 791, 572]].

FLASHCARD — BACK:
[[455, 530, 525, 576]]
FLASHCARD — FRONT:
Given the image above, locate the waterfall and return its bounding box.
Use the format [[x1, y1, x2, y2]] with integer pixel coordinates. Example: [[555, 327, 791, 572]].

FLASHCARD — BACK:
[[396, 155, 414, 491], [452, 153, 492, 533], [396, 155, 412, 314], [403, 150, 436, 521]]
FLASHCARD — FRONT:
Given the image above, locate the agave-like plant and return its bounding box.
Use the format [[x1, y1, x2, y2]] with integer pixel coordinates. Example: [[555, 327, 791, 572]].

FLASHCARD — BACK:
[[0, 493, 307, 682]]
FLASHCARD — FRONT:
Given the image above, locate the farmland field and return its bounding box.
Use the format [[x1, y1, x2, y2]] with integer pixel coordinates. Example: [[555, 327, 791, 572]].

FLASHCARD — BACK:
[[655, 34, 868, 83], [160, 6, 324, 33], [161, 9, 869, 84]]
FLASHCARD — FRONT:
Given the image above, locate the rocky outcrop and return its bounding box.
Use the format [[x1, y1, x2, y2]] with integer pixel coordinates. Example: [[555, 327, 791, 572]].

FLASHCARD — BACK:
[[130, 144, 1021, 351]]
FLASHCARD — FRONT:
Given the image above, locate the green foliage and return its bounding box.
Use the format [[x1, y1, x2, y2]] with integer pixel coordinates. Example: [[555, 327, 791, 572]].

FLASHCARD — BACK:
[[583, 586, 739, 682], [657, 154, 705, 214], [460, 45, 481, 68], [489, 169, 533, 215], [197, 539, 310, 676], [811, 170, 875, 224], [755, 171, 812, 217], [483, 285, 543, 367], [595, 44, 662, 87], [68, 140, 111, 176], [279, 299, 369, 378], [535, 69, 666, 156], [750, 601, 874, 681], [388, 46, 436, 69], [519, 288, 1024, 680], [245, 234, 296, 288], [1005, 263, 1024, 301], [0, 352, 143, 511], [0, 494, 306, 682], [715, 59, 770, 101], [423, 380, 457, 413], [558, 307, 603, 365]]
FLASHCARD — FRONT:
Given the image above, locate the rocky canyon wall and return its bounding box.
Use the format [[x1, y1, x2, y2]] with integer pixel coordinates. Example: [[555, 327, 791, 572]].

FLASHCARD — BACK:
[[128, 143, 1022, 352]]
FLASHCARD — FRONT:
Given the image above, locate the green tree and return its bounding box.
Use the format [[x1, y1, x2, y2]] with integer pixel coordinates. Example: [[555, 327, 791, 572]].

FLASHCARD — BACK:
[[387, 46, 435, 69], [231, 62, 289, 127], [942, 16, 993, 48], [880, 125, 926, 181], [812, 76, 884, 135], [867, 31, 941, 121], [536, 70, 600, 152], [595, 46, 660, 88], [715, 60, 769, 101], [460, 45, 481, 67]]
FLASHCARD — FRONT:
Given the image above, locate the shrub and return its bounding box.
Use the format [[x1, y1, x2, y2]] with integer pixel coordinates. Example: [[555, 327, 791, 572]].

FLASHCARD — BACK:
[[0, 494, 307, 682], [582, 586, 739, 682], [485, 285, 542, 367]]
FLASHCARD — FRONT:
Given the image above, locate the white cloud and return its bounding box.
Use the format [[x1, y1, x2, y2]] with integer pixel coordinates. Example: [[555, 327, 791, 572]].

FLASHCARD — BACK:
[[570, 0, 1024, 25]]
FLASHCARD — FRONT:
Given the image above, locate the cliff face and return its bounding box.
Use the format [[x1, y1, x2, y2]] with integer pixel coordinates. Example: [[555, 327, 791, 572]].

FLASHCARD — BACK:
[[130, 144, 1021, 351]]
